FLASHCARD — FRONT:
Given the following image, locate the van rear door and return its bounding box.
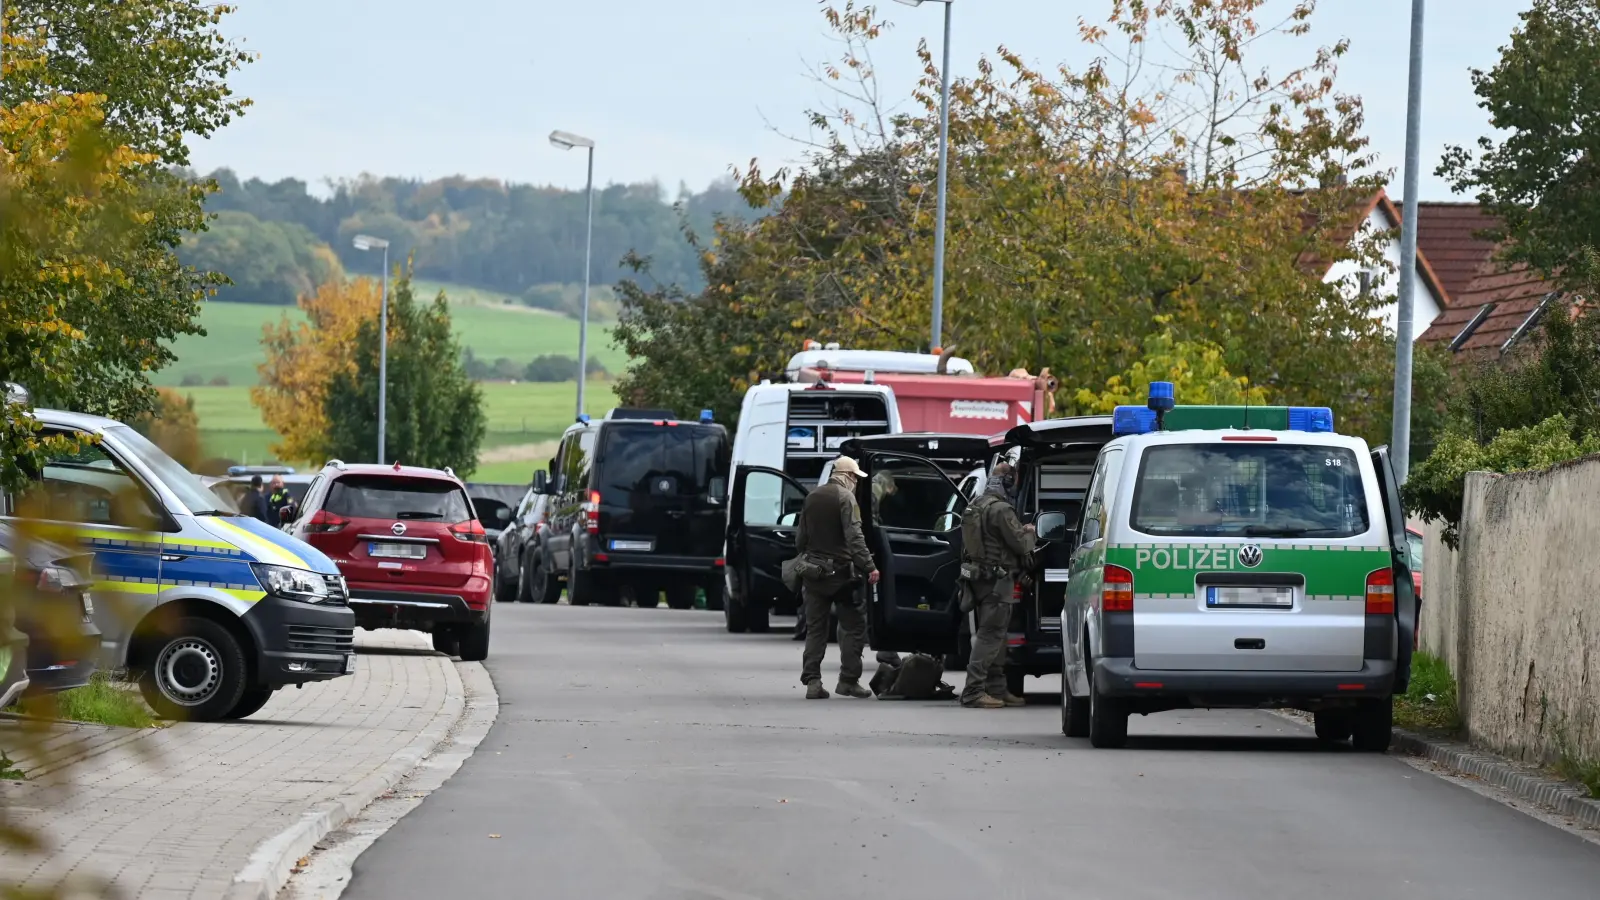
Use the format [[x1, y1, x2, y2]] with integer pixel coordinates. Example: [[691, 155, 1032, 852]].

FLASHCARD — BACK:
[[595, 423, 729, 559], [1372, 446, 1419, 691], [860, 452, 966, 655]]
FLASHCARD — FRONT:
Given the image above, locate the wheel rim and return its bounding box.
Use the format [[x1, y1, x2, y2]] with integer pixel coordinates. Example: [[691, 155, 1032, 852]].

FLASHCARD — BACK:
[[157, 637, 223, 706]]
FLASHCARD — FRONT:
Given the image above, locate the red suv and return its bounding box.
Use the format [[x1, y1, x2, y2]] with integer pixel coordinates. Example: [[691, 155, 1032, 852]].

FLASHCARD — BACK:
[[286, 462, 492, 660]]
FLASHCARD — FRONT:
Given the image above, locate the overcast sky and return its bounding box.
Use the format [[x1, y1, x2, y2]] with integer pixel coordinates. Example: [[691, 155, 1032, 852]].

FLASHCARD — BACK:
[[190, 0, 1529, 201]]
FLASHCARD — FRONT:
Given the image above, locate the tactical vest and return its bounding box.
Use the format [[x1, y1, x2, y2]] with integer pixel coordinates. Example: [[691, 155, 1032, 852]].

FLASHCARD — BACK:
[[961, 494, 1011, 577]]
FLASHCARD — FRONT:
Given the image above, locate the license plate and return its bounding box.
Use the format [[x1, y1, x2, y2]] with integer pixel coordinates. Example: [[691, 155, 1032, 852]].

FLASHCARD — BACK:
[[369, 542, 426, 559], [344, 654, 356, 674], [610, 539, 653, 552], [1206, 586, 1294, 608]]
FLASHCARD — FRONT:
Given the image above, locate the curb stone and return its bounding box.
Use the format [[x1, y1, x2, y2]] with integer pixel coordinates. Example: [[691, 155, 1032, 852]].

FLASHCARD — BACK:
[[1392, 727, 1600, 832], [223, 657, 476, 900]]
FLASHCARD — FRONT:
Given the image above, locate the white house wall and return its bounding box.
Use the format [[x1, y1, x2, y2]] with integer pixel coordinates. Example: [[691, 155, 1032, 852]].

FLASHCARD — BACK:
[[1322, 208, 1442, 343]]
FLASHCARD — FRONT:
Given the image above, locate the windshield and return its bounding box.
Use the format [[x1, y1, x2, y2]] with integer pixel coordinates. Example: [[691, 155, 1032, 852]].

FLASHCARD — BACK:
[[597, 424, 729, 501], [325, 475, 472, 521], [1407, 531, 1424, 571], [105, 425, 229, 514], [1130, 443, 1370, 539]]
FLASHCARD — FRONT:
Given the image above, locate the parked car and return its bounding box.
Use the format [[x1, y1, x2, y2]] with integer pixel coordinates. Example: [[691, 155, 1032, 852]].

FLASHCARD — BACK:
[[466, 483, 524, 550], [2, 410, 355, 721], [0, 549, 31, 708], [493, 488, 555, 603], [287, 462, 493, 660], [538, 409, 731, 610], [0, 523, 100, 694]]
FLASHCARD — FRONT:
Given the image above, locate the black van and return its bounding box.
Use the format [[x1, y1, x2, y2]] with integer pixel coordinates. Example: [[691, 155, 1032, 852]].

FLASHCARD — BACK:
[[535, 409, 731, 609]]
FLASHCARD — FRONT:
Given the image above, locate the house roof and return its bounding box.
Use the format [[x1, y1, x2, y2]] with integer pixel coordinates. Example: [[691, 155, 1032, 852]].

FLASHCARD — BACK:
[[1415, 259, 1562, 360], [1414, 202, 1500, 305], [1298, 188, 1449, 310]]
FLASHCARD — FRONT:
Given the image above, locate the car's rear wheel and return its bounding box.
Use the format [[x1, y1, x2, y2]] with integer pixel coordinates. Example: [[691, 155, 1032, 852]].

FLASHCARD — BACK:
[[703, 577, 724, 611], [524, 552, 555, 604], [746, 596, 771, 633], [431, 630, 459, 656], [1314, 709, 1354, 744], [568, 560, 593, 606], [723, 579, 748, 633], [665, 584, 695, 610], [1062, 670, 1090, 737], [1087, 663, 1129, 749], [224, 687, 275, 720], [1350, 698, 1393, 753], [459, 608, 491, 662], [138, 617, 248, 723]]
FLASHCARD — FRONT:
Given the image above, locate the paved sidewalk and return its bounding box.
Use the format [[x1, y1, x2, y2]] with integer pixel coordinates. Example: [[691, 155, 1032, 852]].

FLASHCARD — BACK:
[[0, 630, 471, 899]]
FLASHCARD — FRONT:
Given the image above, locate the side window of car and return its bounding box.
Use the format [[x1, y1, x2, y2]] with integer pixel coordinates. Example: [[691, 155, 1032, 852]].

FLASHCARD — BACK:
[[870, 454, 963, 533], [15, 430, 164, 529], [1077, 455, 1110, 545], [551, 436, 572, 494]]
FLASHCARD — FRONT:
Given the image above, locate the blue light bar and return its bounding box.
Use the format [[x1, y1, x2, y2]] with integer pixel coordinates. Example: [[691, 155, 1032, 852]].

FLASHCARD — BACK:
[[1147, 380, 1176, 413], [700, 409, 714, 423], [1288, 406, 1335, 433], [577, 413, 591, 424], [1113, 406, 1158, 436]]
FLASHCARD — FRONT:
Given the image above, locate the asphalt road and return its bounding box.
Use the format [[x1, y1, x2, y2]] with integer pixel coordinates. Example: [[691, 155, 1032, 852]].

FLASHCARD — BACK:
[[345, 605, 1600, 900]]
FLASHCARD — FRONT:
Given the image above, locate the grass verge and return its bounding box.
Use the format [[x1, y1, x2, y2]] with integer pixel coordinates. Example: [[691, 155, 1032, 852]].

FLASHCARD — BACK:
[[1553, 752, 1600, 799], [1394, 651, 1461, 735], [18, 673, 160, 729]]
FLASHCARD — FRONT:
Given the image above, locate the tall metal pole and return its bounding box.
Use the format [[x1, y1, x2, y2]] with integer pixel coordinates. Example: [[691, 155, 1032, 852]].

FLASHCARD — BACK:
[[377, 246, 389, 465], [1391, 0, 1425, 483], [575, 145, 595, 420], [929, 0, 953, 352]]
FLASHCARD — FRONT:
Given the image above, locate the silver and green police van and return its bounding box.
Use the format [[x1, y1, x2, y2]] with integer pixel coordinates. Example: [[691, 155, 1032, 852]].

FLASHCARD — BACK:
[[1049, 383, 1419, 750], [1, 409, 355, 721]]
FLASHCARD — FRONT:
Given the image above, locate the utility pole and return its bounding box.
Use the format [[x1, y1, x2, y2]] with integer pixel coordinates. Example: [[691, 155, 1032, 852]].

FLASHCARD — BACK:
[[1391, 0, 1426, 483]]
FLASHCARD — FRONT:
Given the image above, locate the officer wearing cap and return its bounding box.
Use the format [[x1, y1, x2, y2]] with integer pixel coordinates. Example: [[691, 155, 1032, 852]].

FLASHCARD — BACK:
[[958, 461, 1035, 709], [793, 455, 879, 700]]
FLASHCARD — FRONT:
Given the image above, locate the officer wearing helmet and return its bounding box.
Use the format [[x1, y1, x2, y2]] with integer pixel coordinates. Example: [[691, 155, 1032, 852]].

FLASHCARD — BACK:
[[793, 455, 880, 699], [959, 461, 1035, 709]]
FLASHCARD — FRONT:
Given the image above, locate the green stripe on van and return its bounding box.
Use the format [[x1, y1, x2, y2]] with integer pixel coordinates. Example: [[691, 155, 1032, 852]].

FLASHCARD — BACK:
[[1105, 543, 1390, 597]]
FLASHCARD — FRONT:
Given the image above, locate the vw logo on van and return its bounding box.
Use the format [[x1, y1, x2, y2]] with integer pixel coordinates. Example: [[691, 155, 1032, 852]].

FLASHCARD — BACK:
[[392, 522, 407, 536], [1238, 544, 1263, 568]]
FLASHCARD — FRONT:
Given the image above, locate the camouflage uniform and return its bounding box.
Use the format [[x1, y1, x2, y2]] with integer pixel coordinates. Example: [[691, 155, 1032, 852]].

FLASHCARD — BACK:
[[959, 467, 1035, 707], [795, 475, 874, 693]]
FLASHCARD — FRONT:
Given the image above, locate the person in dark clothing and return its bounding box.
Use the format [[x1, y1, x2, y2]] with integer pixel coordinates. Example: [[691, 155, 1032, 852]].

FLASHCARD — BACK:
[[242, 475, 272, 523], [267, 475, 296, 527], [958, 462, 1035, 709], [794, 455, 879, 699]]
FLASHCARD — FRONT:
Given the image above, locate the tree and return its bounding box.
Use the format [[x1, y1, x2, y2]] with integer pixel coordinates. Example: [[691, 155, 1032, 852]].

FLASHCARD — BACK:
[[130, 389, 204, 470], [322, 270, 486, 474], [1439, 0, 1600, 289], [1075, 322, 1270, 413], [253, 277, 385, 462], [178, 210, 343, 305]]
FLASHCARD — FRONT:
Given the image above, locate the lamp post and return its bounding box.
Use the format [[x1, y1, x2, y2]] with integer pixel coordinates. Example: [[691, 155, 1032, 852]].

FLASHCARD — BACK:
[[1391, 0, 1426, 484], [894, 0, 954, 353], [352, 234, 391, 464], [549, 130, 596, 421]]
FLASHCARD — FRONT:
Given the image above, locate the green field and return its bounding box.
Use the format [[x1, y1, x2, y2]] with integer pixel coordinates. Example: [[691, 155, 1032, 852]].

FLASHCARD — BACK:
[[159, 289, 627, 388]]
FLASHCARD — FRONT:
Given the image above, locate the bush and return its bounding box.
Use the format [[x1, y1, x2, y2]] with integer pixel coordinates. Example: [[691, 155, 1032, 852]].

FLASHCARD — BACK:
[[179, 373, 204, 387], [208, 374, 229, 386]]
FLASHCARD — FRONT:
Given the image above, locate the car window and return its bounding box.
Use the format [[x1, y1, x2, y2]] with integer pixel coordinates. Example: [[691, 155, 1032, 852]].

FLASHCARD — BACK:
[[324, 475, 472, 521], [742, 470, 806, 527], [16, 431, 164, 529], [103, 425, 222, 514], [596, 424, 728, 500], [869, 454, 962, 532], [1406, 531, 1424, 571], [1130, 443, 1369, 539], [561, 429, 596, 494]]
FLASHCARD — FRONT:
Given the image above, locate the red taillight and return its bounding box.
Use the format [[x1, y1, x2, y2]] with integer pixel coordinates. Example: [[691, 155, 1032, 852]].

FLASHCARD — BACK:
[[1221, 435, 1278, 442], [305, 510, 349, 534], [450, 520, 489, 543], [1012, 582, 1024, 600], [1102, 565, 1134, 612], [583, 490, 601, 535], [713, 558, 725, 568], [1365, 567, 1395, 614], [534, 521, 546, 535]]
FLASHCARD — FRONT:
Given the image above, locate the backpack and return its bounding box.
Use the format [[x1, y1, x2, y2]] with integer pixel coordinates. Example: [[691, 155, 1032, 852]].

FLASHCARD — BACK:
[[871, 653, 956, 701]]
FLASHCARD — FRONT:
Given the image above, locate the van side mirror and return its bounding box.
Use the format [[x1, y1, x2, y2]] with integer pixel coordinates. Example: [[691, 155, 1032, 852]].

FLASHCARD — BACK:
[[707, 476, 727, 501], [1035, 512, 1070, 542], [533, 470, 549, 494]]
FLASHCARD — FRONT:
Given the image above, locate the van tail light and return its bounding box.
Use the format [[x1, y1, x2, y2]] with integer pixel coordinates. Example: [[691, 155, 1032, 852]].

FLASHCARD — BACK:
[[450, 520, 489, 544], [534, 521, 546, 535], [583, 490, 601, 535], [305, 510, 349, 534], [1366, 567, 1395, 614], [1102, 565, 1134, 612], [1013, 582, 1024, 600]]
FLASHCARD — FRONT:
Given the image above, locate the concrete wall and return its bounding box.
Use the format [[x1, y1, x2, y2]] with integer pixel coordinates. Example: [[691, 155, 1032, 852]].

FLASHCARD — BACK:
[[1420, 460, 1600, 764]]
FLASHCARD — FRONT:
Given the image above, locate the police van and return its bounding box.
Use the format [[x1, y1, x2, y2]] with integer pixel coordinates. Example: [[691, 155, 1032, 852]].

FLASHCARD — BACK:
[[1051, 384, 1419, 750], [2, 409, 355, 721]]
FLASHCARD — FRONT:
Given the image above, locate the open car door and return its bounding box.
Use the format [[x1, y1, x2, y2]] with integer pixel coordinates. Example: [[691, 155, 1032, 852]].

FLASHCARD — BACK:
[[726, 466, 808, 633], [1372, 446, 1419, 692], [858, 451, 967, 655]]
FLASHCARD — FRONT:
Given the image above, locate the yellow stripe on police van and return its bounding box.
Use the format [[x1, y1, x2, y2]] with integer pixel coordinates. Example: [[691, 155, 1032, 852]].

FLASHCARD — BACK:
[[210, 519, 307, 569]]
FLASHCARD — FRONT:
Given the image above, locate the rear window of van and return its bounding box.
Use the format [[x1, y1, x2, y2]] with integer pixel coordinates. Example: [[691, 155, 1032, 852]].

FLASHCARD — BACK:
[[1130, 444, 1369, 539]]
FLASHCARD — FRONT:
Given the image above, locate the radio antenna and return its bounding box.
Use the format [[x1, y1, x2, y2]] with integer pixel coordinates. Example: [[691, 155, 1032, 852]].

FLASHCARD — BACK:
[[1243, 367, 1253, 431]]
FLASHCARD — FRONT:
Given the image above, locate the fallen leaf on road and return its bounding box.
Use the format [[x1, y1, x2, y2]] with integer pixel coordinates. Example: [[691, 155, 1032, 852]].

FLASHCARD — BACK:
[[489, 834, 502, 839], [778, 799, 788, 803]]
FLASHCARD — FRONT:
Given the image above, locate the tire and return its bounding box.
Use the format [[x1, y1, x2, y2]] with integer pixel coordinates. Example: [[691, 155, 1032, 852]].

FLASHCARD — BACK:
[[137, 617, 249, 723], [431, 630, 459, 656], [746, 597, 771, 634], [459, 608, 491, 662], [724, 580, 748, 633], [1061, 671, 1090, 738], [568, 561, 593, 606], [1314, 709, 1354, 744], [1087, 663, 1129, 749], [514, 552, 533, 603], [1006, 667, 1026, 700], [1350, 698, 1394, 753], [224, 686, 275, 720], [665, 585, 695, 610]]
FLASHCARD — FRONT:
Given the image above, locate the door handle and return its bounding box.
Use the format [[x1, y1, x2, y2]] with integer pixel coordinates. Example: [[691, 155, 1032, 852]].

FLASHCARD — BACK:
[[771, 530, 794, 541], [895, 535, 949, 546]]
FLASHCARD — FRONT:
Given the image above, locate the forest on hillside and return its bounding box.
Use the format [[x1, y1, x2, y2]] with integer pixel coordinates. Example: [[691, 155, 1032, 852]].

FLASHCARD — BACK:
[[177, 169, 759, 309]]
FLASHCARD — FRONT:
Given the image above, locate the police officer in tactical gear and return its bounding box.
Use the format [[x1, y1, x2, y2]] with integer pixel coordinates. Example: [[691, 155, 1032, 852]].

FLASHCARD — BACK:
[[958, 461, 1035, 709], [794, 455, 880, 699]]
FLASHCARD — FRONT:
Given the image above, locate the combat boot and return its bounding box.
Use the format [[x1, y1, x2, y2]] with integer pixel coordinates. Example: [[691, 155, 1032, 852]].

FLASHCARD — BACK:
[[835, 680, 872, 699], [805, 680, 830, 700], [998, 692, 1027, 707], [961, 693, 1005, 709]]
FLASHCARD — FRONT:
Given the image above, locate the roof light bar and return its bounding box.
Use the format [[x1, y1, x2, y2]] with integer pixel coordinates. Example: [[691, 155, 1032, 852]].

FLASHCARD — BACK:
[[1287, 407, 1335, 433]]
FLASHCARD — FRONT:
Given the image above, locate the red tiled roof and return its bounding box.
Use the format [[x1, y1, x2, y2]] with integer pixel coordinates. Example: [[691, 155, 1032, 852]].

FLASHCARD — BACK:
[[1415, 259, 1561, 359], [1297, 188, 1448, 308], [1414, 202, 1499, 306]]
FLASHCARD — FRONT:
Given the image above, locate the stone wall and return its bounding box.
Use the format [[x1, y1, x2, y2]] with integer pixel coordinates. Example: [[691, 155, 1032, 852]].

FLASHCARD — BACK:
[[1419, 460, 1600, 764]]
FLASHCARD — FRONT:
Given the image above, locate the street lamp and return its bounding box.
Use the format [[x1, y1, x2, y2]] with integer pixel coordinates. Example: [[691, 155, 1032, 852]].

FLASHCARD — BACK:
[[352, 234, 391, 465], [1391, 0, 1426, 483], [894, 0, 954, 353], [550, 129, 597, 421]]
